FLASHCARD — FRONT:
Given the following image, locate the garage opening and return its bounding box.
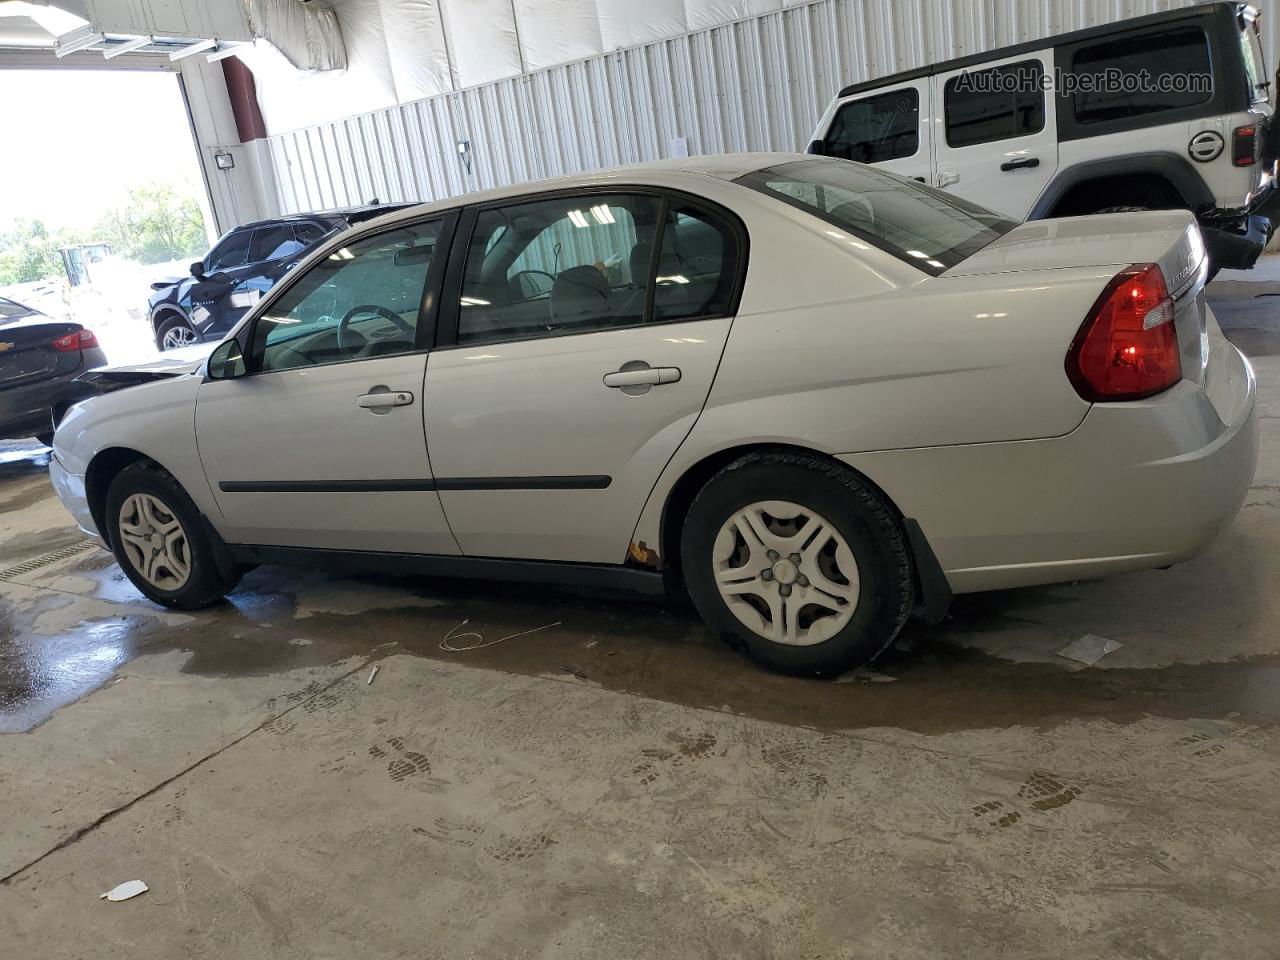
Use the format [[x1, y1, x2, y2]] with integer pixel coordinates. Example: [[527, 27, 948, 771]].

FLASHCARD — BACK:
[[0, 67, 213, 364]]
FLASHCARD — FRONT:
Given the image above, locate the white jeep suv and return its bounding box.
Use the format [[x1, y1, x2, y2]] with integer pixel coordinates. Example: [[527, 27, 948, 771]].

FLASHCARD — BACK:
[[808, 1, 1279, 274]]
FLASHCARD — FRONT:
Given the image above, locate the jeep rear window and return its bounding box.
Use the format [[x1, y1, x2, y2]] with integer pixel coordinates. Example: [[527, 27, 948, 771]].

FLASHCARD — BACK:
[[1071, 26, 1213, 124], [737, 159, 1017, 275], [825, 89, 920, 163]]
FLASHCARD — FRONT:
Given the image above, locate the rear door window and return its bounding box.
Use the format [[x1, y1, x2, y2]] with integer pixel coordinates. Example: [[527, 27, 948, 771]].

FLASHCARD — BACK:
[[944, 60, 1045, 148], [293, 222, 328, 246], [825, 89, 920, 163], [1070, 27, 1213, 124]]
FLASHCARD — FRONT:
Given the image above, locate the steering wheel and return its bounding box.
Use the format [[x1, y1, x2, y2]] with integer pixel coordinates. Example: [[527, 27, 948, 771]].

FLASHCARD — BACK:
[[510, 269, 557, 299], [336, 304, 413, 355]]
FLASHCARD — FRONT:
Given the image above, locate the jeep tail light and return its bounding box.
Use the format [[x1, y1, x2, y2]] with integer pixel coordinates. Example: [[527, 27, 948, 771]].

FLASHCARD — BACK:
[[1066, 263, 1181, 402], [51, 329, 99, 352], [1234, 125, 1259, 166]]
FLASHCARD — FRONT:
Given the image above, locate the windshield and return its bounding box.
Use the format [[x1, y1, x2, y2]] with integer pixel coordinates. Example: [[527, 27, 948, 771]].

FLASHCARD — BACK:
[[736, 159, 1017, 275], [0, 297, 34, 319]]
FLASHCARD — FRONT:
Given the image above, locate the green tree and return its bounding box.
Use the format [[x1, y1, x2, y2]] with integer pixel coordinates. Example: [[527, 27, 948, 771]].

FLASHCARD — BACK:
[[95, 181, 208, 265], [0, 220, 80, 285]]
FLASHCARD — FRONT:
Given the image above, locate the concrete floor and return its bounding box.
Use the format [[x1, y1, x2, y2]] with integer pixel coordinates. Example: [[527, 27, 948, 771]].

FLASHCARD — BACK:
[[3, 282, 1280, 957]]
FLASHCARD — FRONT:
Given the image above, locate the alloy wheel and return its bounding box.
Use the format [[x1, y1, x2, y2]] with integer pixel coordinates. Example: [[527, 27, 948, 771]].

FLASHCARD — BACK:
[[712, 500, 859, 647], [117, 493, 192, 590], [161, 323, 199, 350]]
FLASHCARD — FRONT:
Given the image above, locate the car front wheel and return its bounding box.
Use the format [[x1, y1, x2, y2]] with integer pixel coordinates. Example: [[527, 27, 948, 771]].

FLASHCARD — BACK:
[[156, 315, 200, 351], [681, 451, 914, 677], [105, 462, 240, 609]]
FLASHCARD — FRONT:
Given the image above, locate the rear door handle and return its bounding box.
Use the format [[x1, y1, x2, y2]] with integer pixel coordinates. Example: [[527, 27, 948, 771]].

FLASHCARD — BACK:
[[603, 367, 682, 388], [937, 171, 960, 187], [1000, 157, 1041, 172], [357, 389, 414, 410]]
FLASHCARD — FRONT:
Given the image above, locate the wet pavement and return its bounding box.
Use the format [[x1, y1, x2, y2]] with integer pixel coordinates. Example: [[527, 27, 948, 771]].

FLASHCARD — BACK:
[[4, 282, 1280, 958]]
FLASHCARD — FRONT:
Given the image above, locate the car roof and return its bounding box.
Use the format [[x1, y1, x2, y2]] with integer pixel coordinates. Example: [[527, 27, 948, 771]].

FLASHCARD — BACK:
[[230, 203, 413, 233], [833, 1, 1239, 99], [346, 152, 808, 231]]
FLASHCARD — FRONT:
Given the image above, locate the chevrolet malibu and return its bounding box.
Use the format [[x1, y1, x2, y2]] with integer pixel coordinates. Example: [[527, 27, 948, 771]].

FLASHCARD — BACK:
[[49, 155, 1258, 677]]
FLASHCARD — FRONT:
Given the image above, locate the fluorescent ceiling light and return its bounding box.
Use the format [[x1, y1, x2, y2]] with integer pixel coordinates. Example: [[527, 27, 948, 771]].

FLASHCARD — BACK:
[[55, 28, 104, 57], [589, 204, 615, 225], [207, 42, 247, 62], [170, 37, 216, 61], [103, 36, 152, 59], [566, 209, 590, 229]]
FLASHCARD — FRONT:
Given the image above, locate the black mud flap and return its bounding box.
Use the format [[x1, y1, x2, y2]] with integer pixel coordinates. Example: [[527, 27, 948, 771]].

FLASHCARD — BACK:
[[904, 519, 952, 625]]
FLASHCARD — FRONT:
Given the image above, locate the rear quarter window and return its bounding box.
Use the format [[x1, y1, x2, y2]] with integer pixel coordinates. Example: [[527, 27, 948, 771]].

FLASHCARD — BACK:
[[1069, 26, 1213, 124]]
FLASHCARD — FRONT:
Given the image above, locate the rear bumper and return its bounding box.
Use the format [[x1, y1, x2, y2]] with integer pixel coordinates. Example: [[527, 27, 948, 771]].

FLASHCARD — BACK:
[[841, 326, 1258, 594], [1199, 183, 1280, 271], [1200, 212, 1272, 271], [0, 354, 104, 441]]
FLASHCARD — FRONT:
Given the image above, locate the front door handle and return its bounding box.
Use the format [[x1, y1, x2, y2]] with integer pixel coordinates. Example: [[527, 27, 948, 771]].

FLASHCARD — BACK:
[[357, 388, 414, 414], [937, 171, 960, 187], [1000, 157, 1041, 172]]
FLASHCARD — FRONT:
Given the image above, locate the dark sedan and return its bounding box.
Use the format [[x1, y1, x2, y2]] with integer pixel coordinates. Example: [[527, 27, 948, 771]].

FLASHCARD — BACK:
[[0, 296, 106, 446], [147, 201, 413, 351]]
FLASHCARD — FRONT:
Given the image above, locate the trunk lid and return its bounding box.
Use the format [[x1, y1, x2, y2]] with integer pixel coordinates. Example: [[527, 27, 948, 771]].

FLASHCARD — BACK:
[[947, 211, 1210, 386], [0, 317, 83, 389]]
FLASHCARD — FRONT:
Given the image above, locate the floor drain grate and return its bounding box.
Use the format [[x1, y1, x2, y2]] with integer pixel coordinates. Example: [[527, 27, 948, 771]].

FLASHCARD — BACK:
[[0, 540, 100, 582]]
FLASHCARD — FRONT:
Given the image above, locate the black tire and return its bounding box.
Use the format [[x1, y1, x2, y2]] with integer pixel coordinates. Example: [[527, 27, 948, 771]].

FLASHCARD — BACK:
[[155, 314, 199, 352], [680, 451, 914, 678], [105, 461, 240, 609], [35, 432, 54, 448]]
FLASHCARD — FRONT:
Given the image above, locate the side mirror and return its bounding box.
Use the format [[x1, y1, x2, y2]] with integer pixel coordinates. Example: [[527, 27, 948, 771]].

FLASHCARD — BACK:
[[806, 139, 827, 156], [206, 339, 246, 380], [190, 261, 206, 278]]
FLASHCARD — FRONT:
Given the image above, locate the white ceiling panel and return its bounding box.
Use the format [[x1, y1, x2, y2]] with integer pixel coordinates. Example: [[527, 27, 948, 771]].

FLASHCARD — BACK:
[[441, 0, 522, 87], [596, 0, 686, 50], [513, 0, 602, 72]]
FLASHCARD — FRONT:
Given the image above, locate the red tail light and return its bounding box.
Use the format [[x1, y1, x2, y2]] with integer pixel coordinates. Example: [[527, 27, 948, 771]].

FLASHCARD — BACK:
[[1066, 263, 1182, 401], [50, 329, 98, 352], [1234, 125, 1258, 166]]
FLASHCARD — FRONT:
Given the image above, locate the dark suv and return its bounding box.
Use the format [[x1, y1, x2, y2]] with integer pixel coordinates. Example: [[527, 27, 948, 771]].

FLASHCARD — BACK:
[[148, 202, 412, 351]]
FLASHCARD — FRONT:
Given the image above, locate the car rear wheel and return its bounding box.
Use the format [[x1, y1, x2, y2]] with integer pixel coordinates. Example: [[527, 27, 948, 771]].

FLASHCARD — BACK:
[[157, 315, 199, 351], [105, 462, 240, 609], [681, 451, 914, 677]]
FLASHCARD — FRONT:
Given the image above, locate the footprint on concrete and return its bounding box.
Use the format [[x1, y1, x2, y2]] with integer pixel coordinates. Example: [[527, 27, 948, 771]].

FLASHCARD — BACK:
[[420, 817, 484, 847], [388, 751, 431, 782], [486, 832, 555, 863], [971, 800, 1021, 828], [761, 740, 829, 797], [263, 714, 297, 736], [1177, 732, 1226, 757], [302, 692, 342, 714], [373, 736, 432, 782], [1018, 772, 1082, 811]]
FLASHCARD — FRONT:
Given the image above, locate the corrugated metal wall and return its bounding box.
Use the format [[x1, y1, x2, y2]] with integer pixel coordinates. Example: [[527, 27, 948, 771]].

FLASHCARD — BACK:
[[265, 0, 1274, 214]]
